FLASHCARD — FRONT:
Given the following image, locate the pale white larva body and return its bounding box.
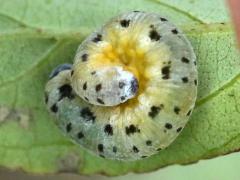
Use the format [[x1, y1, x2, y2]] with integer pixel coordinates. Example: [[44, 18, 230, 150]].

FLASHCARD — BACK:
[[45, 11, 197, 161]]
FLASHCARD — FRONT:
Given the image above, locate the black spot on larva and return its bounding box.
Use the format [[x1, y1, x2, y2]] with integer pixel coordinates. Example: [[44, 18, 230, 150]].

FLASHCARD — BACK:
[[181, 57, 190, 63], [194, 79, 198, 85], [66, 123, 72, 132], [165, 123, 173, 129], [119, 81, 125, 89], [50, 104, 58, 113], [99, 154, 105, 158], [194, 61, 197, 66], [174, 106, 181, 114], [113, 146, 117, 153], [93, 34, 102, 43], [71, 70, 74, 76], [177, 127, 183, 133], [97, 98, 105, 104], [187, 109, 192, 116], [171, 29, 178, 34], [83, 82, 87, 90], [160, 17, 168, 21], [120, 19, 130, 27], [162, 66, 171, 79], [146, 140, 152, 146], [59, 84, 74, 100], [133, 10, 140, 13], [104, 124, 113, 136], [120, 96, 125, 101], [149, 29, 161, 41], [98, 144, 104, 152], [157, 148, 162, 151], [182, 77, 189, 83], [91, 71, 96, 75], [80, 107, 96, 122], [130, 78, 139, 94], [44, 93, 48, 104], [149, 24, 154, 28], [77, 131, 84, 139], [141, 156, 147, 158], [95, 84, 102, 92], [49, 63, 72, 79], [81, 53, 88, 62], [125, 124, 140, 135], [133, 146, 139, 153], [148, 105, 163, 118], [84, 97, 89, 101]]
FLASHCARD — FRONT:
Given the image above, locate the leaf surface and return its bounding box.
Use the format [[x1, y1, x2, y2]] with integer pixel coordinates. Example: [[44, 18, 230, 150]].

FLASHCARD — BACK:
[[0, 0, 239, 176]]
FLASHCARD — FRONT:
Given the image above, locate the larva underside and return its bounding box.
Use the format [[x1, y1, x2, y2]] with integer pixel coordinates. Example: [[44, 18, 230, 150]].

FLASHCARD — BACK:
[[45, 11, 197, 161]]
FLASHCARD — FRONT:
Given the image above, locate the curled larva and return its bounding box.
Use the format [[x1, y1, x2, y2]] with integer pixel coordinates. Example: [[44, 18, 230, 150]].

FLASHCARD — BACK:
[[45, 11, 197, 161]]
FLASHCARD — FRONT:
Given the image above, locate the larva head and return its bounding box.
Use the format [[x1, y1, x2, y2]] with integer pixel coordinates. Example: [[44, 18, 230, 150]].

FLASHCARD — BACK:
[[71, 65, 139, 106]]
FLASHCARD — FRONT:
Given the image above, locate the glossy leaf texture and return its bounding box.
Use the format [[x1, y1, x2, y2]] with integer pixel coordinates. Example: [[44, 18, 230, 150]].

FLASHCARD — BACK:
[[0, 0, 239, 176]]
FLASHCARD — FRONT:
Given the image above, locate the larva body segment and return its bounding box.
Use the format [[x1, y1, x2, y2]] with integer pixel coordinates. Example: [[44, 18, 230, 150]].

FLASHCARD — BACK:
[[45, 11, 197, 161]]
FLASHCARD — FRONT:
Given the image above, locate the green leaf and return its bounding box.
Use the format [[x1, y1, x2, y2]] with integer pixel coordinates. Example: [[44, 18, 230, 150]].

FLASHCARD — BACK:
[[0, 0, 239, 176]]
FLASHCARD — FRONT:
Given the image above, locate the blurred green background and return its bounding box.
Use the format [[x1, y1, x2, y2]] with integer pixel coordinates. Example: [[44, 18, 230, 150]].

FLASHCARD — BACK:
[[1, 152, 240, 180]]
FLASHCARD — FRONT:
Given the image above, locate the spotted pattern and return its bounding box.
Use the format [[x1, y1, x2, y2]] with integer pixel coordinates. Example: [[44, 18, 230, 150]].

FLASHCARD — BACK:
[[120, 19, 130, 27], [45, 11, 197, 161], [161, 66, 171, 79]]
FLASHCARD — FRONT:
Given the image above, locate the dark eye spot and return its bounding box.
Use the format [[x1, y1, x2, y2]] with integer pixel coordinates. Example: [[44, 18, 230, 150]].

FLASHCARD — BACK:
[[97, 98, 105, 104], [44, 93, 48, 104], [50, 104, 58, 113], [130, 78, 139, 94], [171, 29, 178, 34], [66, 122, 72, 133], [141, 155, 147, 158], [98, 144, 104, 152], [81, 54, 88, 62], [99, 154, 105, 158], [187, 109, 192, 116], [133, 146, 139, 153], [194, 79, 198, 85], [181, 57, 190, 63], [83, 82, 87, 90], [113, 146, 117, 153], [156, 148, 162, 151], [149, 29, 161, 41], [194, 61, 197, 66], [119, 81, 125, 89], [146, 140, 152, 146], [93, 34, 102, 43], [58, 84, 74, 100], [160, 17, 168, 21], [120, 19, 130, 27], [120, 96, 126, 101], [165, 123, 173, 129], [125, 124, 140, 135], [80, 107, 96, 122], [95, 84, 102, 92], [91, 71, 96, 75], [84, 97, 89, 101], [161, 66, 171, 79], [174, 106, 181, 114], [71, 70, 74, 76], [182, 77, 189, 83], [149, 24, 154, 28], [77, 132, 84, 139], [104, 124, 113, 136], [176, 127, 182, 133]]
